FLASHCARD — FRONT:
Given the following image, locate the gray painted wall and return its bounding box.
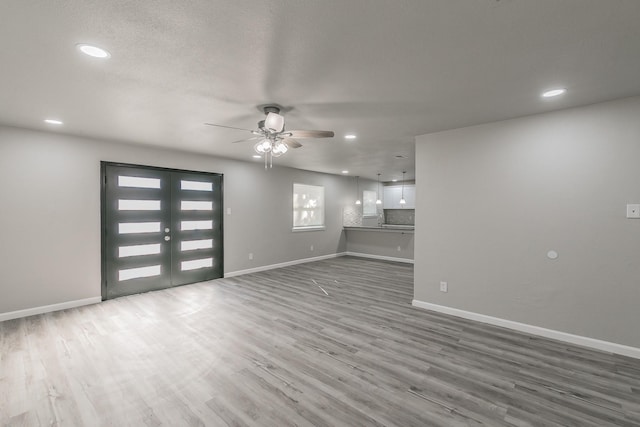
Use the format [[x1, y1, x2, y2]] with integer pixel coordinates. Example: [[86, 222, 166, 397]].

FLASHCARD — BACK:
[[346, 230, 414, 261], [414, 96, 640, 348], [0, 125, 351, 314]]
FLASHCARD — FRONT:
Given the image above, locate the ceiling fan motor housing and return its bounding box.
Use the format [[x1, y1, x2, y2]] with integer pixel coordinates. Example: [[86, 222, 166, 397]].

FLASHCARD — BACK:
[[265, 112, 285, 133], [262, 105, 281, 115]]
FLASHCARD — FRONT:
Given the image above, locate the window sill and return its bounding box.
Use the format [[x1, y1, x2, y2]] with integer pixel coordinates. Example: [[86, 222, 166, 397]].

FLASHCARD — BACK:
[[292, 226, 326, 232]]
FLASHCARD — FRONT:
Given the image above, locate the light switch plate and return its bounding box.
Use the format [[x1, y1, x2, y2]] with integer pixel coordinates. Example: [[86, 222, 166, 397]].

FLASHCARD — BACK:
[[627, 204, 640, 218]]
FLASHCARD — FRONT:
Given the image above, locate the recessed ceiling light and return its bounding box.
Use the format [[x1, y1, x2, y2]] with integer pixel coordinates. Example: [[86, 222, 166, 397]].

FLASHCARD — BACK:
[[344, 134, 357, 140], [77, 44, 111, 59], [341, 170, 349, 174], [392, 179, 398, 182], [44, 119, 63, 125], [541, 88, 566, 98], [252, 155, 261, 159]]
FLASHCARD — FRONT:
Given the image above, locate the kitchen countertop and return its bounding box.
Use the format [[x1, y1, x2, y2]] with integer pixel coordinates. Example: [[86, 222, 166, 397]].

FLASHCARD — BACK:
[[344, 225, 414, 233]]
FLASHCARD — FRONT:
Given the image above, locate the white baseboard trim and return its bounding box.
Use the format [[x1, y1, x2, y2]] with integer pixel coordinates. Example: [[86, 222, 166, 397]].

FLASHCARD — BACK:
[[345, 251, 414, 264], [412, 299, 640, 360], [0, 297, 102, 323], [224, 252, 348, 278]]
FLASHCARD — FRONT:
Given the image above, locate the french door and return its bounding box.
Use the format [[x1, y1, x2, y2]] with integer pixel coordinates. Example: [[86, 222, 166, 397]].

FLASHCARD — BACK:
[[101, 162, 223, 299]]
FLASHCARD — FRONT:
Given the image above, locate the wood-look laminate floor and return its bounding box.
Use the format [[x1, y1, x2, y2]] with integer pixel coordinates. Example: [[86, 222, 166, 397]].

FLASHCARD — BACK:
[[1, 257, 639, 426]]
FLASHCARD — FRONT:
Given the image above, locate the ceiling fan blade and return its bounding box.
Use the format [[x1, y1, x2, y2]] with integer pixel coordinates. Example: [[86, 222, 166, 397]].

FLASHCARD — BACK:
[[282, 138, 302, 149], [230, 136, 262, 144], [204, 123, 255, 132], [288, 130, 335, 139]]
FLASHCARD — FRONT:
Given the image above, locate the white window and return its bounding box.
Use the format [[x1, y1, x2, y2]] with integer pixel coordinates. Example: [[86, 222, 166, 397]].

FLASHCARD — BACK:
[[362, 190, 377, 217], [293, 183, 325, 231]]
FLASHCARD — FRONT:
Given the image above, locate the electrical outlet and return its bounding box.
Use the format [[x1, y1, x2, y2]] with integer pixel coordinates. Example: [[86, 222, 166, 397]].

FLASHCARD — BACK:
[[627, 204, 640, 218], [226, 207, 232, 215], [248, 253, 253, 260], [397, 246, 401, 251], [310, 245, 314, 251], [440, 281, 448, 292]]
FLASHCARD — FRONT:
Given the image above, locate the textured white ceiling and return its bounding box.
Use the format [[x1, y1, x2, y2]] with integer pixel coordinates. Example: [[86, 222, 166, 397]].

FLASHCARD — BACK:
[[1, 0, 639, 181]]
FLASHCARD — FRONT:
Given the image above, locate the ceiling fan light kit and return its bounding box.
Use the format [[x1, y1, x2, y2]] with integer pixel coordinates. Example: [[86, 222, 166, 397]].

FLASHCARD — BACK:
[[205, 104, 334, 169]]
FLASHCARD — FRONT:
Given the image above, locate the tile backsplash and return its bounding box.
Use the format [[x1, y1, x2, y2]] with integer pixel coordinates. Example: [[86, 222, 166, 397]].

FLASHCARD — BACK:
[[384, 209, 415, 225], [342, 205, 363, 226], [343, 205, 384, 226], [344, 206, 414, 226]]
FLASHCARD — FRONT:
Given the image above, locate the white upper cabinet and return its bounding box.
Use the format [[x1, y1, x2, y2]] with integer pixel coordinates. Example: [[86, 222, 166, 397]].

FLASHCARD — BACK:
[[383, 186, 399, 209], [383, 185, 415, 209], [403, 186, 416, 209]]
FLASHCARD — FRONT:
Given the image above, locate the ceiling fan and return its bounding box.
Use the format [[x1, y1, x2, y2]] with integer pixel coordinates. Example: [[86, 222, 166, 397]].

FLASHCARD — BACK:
[[205, 105, 334, 168]]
